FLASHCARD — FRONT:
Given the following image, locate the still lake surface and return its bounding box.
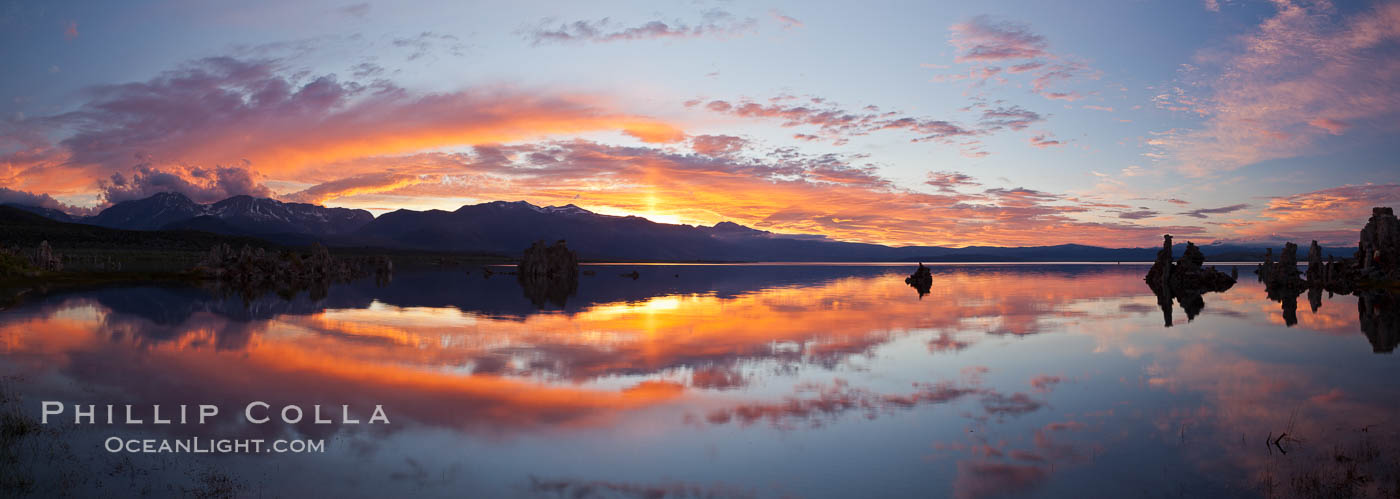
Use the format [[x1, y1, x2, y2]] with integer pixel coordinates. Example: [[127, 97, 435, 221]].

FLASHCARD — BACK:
[[1, 263, 1396, 498]]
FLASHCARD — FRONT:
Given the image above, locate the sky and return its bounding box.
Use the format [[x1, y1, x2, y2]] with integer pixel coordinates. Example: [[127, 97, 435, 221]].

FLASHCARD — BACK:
[[1, 0, 1398, 248]]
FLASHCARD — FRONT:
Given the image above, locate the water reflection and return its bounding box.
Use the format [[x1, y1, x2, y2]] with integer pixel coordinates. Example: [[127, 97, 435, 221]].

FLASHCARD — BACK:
[[1359, 291, 1399, 353], [0, 264, 1396, 498]]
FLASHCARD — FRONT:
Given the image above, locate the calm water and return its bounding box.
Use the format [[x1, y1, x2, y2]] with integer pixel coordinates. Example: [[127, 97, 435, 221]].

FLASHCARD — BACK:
[[1, 264, 1396, 498]]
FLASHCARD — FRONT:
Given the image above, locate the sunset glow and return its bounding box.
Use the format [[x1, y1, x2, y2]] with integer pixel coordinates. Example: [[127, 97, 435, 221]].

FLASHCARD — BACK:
[[3, 1, 1397, 246]]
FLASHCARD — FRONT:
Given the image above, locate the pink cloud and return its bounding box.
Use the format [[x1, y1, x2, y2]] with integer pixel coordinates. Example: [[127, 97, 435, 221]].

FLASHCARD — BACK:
[[1029, 375, 1063, 392], [100, 164, 273, 204], [949, 15, 1047, 63], [1167, 2, 1400, 175], [1029, 134, 1063, 148], [770, 10, 803, 30], [0, 56, 686, 206], [941, 17, 1098, 102], [1231, 183, 1400, 244], [313, 141, 1209, 247], [690, 134, 747, 157], [1307, 117, 1351, 135], [699, 97, 979, 143]]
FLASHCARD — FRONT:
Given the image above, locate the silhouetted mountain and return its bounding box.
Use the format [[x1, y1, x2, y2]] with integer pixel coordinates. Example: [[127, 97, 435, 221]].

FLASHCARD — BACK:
[[352, 200, 1358, 262], [0, 203, 80, 223], [87, 192, 206, 230], [353, 200, 905, 261], [204, 195, 372, 235], [4, 194, 1360, 262], [72, 192, 372, 237], [0, 205, 274, 251]]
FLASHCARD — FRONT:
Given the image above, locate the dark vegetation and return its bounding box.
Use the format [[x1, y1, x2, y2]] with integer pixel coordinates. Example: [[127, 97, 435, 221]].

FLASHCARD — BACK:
[[0, 206, 507, 309]]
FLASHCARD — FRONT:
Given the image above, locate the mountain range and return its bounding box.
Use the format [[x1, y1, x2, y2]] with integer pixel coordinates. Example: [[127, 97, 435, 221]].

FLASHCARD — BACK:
[[1, 193, 1358, 262]]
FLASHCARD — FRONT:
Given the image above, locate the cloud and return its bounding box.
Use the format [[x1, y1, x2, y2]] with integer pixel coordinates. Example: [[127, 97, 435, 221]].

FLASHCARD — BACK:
[[1164, 1, 1400, 175], [770, 10, 803, 30], [99, 164, 273, 204], [1028, 134, 1062, 148], [324, 140, 1208, 247], [941, 16, 1098, 101], [392, 31, 467, 60], [1228, 183, 1400, 244], [2, 56, 685, 201], [1029, 375, 1062, 392], [694, 97, 978, 143], [63, 21, 78, 40], [690, 134, 747, 157], [1307, 117, 1350, 135], [926, 171, 980, 193], [1117, 210, 1158, 220], [0, 187, 93, 215], [1178, 203, 1248, 219], [338, 3, 370, 18], [284, 172, 436, 204], [979, 106, 1043, 131], [949, 15, 1047, 63], [527, 10, 757, 45], [1082, 105, 1114, 112]]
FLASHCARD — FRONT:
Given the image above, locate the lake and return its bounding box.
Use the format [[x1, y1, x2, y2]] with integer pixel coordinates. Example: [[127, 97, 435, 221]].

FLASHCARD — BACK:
[[1, 264, 1396, 498]]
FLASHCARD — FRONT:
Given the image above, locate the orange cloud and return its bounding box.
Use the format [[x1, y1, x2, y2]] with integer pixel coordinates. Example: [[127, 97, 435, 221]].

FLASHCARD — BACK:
[[5, 57, 684, 202], [315, 141, 1206, 247], [1228, 183, 1400, 244]]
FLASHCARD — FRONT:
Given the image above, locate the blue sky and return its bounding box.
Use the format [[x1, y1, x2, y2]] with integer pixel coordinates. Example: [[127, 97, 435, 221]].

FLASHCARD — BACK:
[[1, 0, 1397, 247]]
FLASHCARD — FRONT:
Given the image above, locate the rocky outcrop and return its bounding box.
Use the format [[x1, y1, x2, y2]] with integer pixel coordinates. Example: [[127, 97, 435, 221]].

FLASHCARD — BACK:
[[1357, 207, 1399, 282], [1145, 234, 1174, 289], [195, 243, 390, 299], [1145, 235, 1236, 327], [34, 241, 62, 272], [1306, 241, 1322, 281], [905, 263, 933, 297], [0, 241, 64, 276], [517, 240, 580, 308], [1145, 236, 1236, 294], [1254, 207, 1398, 296], [1258, 242, 1306, 289], [518, 240, 579, 279]]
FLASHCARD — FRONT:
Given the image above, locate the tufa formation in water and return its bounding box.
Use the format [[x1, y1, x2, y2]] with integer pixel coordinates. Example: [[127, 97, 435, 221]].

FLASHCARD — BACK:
[[1145, 235, 1237, 294], [1257, 207, 1399, 292], [195, 243, 392, 299], [905, 263, 933, 297], [1144, 234, 1236, 327], [517, 240, 580, 307]]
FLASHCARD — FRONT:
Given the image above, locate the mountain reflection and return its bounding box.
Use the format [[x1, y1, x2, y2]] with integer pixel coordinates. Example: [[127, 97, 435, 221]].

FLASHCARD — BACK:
[[0, 265, 1156, 435], [2, 264, 1397, 498]]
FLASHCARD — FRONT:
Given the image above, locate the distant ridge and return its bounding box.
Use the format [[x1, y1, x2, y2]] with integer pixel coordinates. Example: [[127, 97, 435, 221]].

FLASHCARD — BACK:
[[58, 192, 374, 238], [4, 193, 1359, 262]]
